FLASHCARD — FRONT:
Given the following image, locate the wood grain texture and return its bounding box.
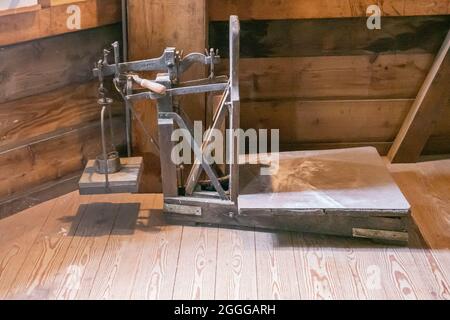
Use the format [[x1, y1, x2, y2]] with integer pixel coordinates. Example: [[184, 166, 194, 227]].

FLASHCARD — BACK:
[[241, 99, 412, 144], [388, 159, 450, 249], [1, 160, 450, 300], [255, 232, 300, 299], [0, 24, 122, 104], [172, 226, 219, 300], [129, 195, 183, 300], [0, 81, 123, 150], [53, 194, 124, 300], [0, 0, 121, 46], [210, 16, 450, 58], [215, 228, 257, 299], [127, 0, 207, 193], [209, 0, 450, 21], [1, 156, 450, 300], [5, 192, 89, 299], [0, 119, 125, 201], [218, 54, 434, 100], [0, 199, 56, 299], [388, 31, 450, 163], [291, 234, 342, 299]]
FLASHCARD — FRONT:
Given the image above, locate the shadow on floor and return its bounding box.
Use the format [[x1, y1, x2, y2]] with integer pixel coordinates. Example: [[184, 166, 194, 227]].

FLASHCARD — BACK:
[[62, 202, 141, 237]]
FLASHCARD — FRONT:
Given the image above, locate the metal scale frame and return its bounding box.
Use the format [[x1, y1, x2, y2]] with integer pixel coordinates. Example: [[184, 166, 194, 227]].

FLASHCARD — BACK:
[[79, 16, 412, 245]]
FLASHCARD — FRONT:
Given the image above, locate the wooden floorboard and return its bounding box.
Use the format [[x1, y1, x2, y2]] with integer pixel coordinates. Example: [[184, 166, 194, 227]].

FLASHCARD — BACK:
[[172, 226, 219, 300], [215, 228, 258, 300], [255, 232, 300, 299], [1, 159, 450, 300], [129, 195, 183, 300]]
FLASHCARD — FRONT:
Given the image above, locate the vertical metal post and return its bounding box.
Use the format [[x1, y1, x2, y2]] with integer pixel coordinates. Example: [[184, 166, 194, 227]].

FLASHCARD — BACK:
[[228, 16, 240, 203], [125, 79, 133, 157]]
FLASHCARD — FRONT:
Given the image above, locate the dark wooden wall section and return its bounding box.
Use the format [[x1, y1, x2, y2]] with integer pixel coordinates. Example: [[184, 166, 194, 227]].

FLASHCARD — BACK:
[[209, 3, 450, 155], [0, 1, 124, 218]]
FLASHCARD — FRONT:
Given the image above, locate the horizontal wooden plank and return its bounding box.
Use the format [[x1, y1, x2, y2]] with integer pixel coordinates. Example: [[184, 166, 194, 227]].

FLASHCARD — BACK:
[[209, 0, 450, 21], [241, 99, 412, 143], [210, 16, 450, 58], [0, 173, 80, 220], [280, 141, 392, 155], [0, 0, 121, 46], [280, 135, 450, 156], [0, 4, 41, 17], [0, 119, 125, 200], [217, 54, 434, 100], [0, 24, 122, 104], [0, 81, 124, 151]]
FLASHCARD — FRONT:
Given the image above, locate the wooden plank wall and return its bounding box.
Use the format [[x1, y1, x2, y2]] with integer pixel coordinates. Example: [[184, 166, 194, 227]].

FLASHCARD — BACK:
[[0, 0, 124, 217], [209, 1, 450, 155]]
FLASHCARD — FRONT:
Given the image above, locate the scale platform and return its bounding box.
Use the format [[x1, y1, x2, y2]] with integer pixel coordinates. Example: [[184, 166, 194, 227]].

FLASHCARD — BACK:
[[164, 147, 411, 244], [79, 157, 144, 195]]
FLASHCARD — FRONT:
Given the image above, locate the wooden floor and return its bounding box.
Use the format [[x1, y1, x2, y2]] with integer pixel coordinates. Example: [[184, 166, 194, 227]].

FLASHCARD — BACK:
[[0, 159, 449, 300]]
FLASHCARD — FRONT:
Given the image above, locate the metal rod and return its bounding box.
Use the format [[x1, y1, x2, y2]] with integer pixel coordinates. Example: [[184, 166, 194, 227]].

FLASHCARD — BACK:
[[121, 0, 128, 62], [126, 82, 228, 102], [160, 112, 228, 200], [125, 79, 132, 157], [185, 86, 230, 195], [100, 106, 110, 188], [107, 104, 115, 151]]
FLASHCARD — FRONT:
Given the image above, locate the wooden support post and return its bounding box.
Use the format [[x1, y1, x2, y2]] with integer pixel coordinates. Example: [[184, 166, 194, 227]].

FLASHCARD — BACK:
[[127, 0, 207, 192], [388, 31, 450, 163]]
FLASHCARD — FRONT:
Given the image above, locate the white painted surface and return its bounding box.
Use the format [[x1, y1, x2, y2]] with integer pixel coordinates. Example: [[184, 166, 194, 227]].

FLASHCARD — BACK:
[[0, 0, 38, 11]]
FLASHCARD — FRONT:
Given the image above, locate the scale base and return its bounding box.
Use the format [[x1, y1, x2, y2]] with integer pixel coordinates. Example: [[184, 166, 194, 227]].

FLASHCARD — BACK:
[[79, 157, 144, 195], [163, 147, 411, 245]]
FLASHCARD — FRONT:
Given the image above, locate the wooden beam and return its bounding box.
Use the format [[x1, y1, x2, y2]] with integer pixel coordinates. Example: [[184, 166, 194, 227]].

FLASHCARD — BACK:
[[0, 81, 123, 151], [217, 54, 435, 101], [388, 30, 450, 163], [209, 0, 450, 21], [0, 120, 125, 201], [209, 16, 450, 58], [127, 0, 207, 193], [0, 0, 121, 46]]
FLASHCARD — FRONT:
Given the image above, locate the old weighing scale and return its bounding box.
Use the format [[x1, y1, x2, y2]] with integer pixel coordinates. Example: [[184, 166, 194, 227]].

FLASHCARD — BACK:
[[79, 16, 411, 244]]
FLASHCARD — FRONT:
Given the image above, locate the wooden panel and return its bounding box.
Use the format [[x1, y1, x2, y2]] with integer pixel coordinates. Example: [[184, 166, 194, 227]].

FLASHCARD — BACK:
[[0, 119, 125, 200], [389, 159, 450, 249], [129, 196, 183, 300], [241, 99, 412, 144], [0, 0, 121, 46], [389, 32, 450, 163], [127, 0, 207, 193], [2, 163, 450, 300], [215, 228, 257, 299], [4, 192, 89, 299], [218, 54, 434, 100], [209, 0, 450, 21], [210, 16, 450, 58], [0, 81, 123, 150], [0, 24, 122, 104], [0, 0, 38, 11], [53, 194, 124, 299], [255, 232, 300, 299], [0, 198, 56, 298], [172, 226, 218, 299], [0, 4, 41, 17], [40, 0, 87, 8]]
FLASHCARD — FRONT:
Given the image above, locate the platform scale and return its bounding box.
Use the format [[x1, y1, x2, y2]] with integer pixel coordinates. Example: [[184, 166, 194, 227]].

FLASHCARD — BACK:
[[79, 16, 411, 245]]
